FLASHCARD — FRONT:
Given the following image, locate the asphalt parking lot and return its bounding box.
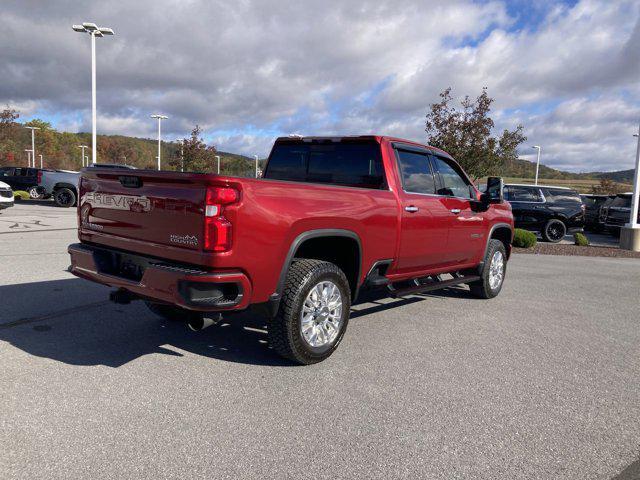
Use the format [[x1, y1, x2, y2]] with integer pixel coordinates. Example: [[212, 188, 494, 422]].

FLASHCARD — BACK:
[[1, 202, 639, 479]]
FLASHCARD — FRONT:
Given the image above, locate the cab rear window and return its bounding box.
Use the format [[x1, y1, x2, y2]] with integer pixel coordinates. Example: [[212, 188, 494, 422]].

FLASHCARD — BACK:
[[264, 140, 385, 189]]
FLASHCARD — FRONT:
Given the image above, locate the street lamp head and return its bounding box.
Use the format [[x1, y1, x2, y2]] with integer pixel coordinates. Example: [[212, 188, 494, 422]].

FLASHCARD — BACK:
[[73, 23, 114, 36], [532, 145, 540, 149], [25, 126, 41, 131], [151, 114, 168, 119]]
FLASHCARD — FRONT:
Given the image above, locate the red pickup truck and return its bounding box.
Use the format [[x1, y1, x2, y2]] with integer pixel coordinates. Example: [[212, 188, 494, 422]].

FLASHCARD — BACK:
[[68, 136, 513, 364]]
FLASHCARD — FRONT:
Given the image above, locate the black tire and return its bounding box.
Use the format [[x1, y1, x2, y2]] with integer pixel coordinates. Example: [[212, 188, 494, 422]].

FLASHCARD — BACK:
[[144, 301, 200, 322], [469, 239, 507, 299], [54, 187, 76, 207], [267, 259, 351, 365], [542, 219, 566, 243]]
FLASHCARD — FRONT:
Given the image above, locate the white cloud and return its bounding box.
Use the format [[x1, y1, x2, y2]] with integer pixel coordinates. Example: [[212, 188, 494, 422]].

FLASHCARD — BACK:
[[0, 0, 638, 170]]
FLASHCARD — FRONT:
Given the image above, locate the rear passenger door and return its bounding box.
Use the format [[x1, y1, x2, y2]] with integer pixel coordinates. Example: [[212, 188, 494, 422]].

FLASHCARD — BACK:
[[504, 185, 545, 229], [394, 147, 455, 273], [430, 155, 484, 264]]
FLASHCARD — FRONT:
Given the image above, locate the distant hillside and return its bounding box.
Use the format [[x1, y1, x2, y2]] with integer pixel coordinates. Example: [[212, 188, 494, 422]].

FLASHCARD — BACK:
[[0, 123, 262, 176], [0, 122, 633, 182], [501, 157, 634, 183]]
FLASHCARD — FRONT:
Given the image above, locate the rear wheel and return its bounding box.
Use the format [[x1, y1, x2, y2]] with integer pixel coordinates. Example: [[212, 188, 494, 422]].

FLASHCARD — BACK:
[[469, 239, 507, 299], [54, 187, 76, 207], [542, 219, 566, 243], [267, 259, 351, 365]]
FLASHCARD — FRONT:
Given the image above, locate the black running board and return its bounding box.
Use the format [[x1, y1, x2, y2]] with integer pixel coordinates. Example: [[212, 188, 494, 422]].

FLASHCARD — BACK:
[[388, 275, 480, 298]]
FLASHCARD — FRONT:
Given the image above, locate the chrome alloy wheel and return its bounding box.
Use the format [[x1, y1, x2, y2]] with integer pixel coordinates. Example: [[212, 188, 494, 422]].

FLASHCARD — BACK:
[[300, 280, 343, 348], [488, 250, 505, 290]]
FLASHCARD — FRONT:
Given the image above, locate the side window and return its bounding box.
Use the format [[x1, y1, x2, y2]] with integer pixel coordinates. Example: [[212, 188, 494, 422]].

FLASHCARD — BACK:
[[505, 186, 542, 202], [544, 189, 581, 203], [431, 156, 472, 199], [395, 150, 436, 194]]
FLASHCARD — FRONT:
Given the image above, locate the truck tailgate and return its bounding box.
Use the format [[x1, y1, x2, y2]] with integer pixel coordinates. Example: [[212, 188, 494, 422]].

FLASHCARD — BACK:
[[79, 169, 209, 252]]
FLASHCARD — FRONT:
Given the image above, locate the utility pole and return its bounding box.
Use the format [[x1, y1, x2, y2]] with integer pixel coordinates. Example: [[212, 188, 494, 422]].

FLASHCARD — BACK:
[[151, 114, 168, 170], [39, 154, 43, 169], [72, 22, 115, 164], [25, 149, 32, 167], [215, 155, 220, 174], [254, 155, 259, 178]]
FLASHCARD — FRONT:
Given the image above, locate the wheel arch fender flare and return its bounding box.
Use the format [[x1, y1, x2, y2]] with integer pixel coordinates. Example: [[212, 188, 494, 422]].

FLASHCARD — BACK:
[[272, 228, 363, 306], [485, 223, 513, 259], [54, 183, 77, 193]]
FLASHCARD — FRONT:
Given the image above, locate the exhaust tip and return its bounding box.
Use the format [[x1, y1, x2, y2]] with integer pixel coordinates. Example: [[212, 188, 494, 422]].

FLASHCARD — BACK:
[[187, 313, 223, 331]]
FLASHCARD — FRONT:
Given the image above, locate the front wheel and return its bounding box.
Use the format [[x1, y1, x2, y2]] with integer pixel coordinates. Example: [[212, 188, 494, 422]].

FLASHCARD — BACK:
[[469, 239, 507, 299], [267, 259, 351, 365]]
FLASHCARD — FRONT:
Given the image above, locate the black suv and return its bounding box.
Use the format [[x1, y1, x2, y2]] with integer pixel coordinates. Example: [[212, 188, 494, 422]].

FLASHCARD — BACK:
[[580, 194, 611, 232], [602, 193, 637, 235], [504, 184, 585, 242], [0, 167, 46, 198]]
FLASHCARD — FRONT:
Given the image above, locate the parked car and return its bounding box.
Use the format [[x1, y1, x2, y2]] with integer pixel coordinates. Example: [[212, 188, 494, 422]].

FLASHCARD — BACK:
[[39, 164, 137, 208], [0, 166, 49, 198], [68, 135, 514, 364], [0, 180, 14, 211], [503, 184, 584, 242], [39, 169, 80, 207], [602, 193, 638, 235], [580, 194, 611, 232]]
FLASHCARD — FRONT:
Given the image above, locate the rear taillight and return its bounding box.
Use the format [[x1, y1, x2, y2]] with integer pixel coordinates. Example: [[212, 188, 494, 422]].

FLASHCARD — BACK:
[[204, 186, 239, 252], [37, 170, 42, 184]]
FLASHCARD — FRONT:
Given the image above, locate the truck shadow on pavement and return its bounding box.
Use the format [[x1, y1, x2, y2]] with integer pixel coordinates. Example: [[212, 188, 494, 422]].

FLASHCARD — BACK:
[[0, 278, 469, 368]]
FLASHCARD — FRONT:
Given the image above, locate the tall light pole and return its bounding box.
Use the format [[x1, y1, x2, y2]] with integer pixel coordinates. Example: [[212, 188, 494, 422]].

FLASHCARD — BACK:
[[532, 145, 541, 185], [621, 128, 640, 251], [151, 114, 168, 170], [254, 155, 259, 178], [72, 23, 114, 165], [25, 149, 32, 167], [215, 155, 220, 174], [77, 145, 89, 167], [25, 126, 40, 167]]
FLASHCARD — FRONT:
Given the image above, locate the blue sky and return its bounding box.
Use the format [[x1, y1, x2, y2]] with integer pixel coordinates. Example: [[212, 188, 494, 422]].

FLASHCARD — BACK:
[[2, 0, 639, 172]]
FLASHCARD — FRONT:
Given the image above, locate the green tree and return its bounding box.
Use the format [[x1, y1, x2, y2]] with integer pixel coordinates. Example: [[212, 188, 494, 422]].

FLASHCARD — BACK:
[[170, 125, 218, 173], [425, 87, 526, 180], [591, 178, 624, 195]]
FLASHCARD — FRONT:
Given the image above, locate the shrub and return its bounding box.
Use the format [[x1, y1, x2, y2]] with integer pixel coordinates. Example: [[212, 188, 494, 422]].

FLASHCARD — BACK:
[[513, 228, 537, 248], [13, 190, 30, 201], [574, 232, 589, 246]]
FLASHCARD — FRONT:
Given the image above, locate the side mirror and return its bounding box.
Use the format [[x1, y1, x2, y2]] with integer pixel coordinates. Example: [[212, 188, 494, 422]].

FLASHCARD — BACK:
[[483, 177, 504, 204]]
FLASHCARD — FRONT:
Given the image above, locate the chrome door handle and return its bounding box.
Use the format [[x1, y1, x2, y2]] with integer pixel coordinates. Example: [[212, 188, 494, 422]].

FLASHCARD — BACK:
[[404, 206, 419, 213], [450, 209, 461, 214]]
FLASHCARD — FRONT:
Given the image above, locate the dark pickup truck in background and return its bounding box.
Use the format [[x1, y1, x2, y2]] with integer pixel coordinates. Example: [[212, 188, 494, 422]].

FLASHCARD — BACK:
[[68, 136, 513, 364]]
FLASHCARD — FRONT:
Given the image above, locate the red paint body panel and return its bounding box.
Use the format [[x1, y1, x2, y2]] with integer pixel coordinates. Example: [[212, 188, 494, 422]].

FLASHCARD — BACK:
[[70, 136, 514, 310]]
